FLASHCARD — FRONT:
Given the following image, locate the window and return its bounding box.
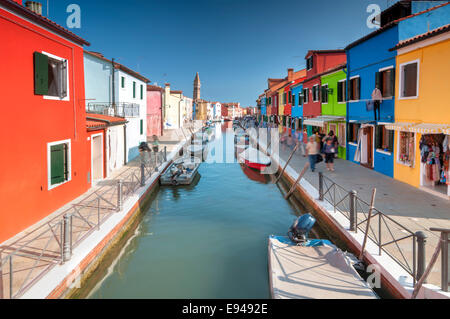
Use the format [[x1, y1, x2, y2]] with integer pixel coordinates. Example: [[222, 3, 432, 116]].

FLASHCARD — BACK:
[[303, 88, 309, 103], [140, 119, 144, 135], [288, 91, 292, 104], [400, 61, 419, 98], [312, 85, 320, 102], [140, 85, 143, 100], [133, 81, 136, 98], [337, 80, 347, 103], [338, 123, 346, 146], [398, 131, 415, 166], [121, 76, 125, 88], [349, 77, 360, 101], [375, 125, 393, 153], [268, 97, 272, 105], [48, 140, 71, 189], [348, 123, 361, 143], [283, 93, 286, 104], [34, 52, 68, 99], [292, 94, 296, 106], [306, 56, 313, 70], [376, 68, 395, 98], [321, 85, 328, 104]]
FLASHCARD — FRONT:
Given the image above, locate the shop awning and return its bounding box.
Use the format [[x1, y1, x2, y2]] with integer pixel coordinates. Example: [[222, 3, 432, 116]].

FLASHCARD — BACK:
[[443, 128, 450, 135], [303, 116, 345, 127], [385, 122, 415, 131], [408, 123, 450, 134]]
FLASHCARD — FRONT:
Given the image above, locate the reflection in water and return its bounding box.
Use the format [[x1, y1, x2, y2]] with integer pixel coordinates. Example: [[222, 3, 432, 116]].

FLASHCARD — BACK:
[[89, 125, 305, 299]]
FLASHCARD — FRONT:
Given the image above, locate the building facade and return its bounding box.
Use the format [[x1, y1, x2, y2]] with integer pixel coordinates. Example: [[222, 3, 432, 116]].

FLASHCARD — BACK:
[[147, 84, 163, 137]]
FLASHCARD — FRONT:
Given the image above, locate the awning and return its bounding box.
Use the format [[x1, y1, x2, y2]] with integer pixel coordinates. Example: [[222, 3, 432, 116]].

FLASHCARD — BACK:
[[385, 122, 415, 131], [443, 128, 450, 135], [303, 116, 345, 127], [408, 123, 450, 134]]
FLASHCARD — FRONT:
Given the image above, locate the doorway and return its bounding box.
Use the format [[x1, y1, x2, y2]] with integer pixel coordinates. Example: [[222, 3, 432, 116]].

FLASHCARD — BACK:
[[91, 134, 104, 182], [361, 126, 374, 169]]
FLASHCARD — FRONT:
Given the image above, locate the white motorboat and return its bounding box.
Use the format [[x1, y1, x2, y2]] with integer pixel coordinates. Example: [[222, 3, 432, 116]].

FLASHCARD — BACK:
[[160, 157, 201, 186]]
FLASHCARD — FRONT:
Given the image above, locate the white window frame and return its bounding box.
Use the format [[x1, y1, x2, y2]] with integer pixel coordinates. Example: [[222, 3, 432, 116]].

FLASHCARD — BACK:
[[396, 130, 416, 167], [321, 83, 329, 105], [338, 79, 347, 104], [398, 59, 420, 100], [349, 75, 360, 103], [47, 139, 72, 190], [312, 84, 319, 102], [42, 51, 70, 101]]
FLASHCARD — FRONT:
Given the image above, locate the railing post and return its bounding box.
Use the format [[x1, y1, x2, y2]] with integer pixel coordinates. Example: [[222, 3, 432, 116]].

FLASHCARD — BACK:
[[9, 255, 12, 299], [62, 214, 72, 263], [318, 172, 324, 201], [441, 232, 449, 292], [140, 163, 145, 187], [349, 190, 357, 232], [117, 180, 123, 212], [415, 231, 427, 282]]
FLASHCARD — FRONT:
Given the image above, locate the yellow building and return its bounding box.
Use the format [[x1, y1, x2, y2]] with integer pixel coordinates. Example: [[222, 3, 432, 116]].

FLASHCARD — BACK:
[[278, 87, 285, 133], [388, 26, 450, 199]]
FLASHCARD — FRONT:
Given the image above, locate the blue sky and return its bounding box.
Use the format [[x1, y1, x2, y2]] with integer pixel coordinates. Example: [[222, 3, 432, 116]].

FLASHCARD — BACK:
[[45, 0, 398, 106]]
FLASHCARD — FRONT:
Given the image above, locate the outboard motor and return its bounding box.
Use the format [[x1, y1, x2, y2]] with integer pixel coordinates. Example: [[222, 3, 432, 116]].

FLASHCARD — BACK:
[[288, 214, 316, 244]]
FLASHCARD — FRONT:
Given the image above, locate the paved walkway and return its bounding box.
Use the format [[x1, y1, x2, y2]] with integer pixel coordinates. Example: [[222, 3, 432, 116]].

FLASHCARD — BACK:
[[273, 132, 450, 288], [0, 128, 193, 299]]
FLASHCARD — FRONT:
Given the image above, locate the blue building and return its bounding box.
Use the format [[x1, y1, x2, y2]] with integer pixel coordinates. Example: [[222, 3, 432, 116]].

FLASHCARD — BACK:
[[344, 0, 444, 178], [291, 82, 303, 134], [260, 94, 267, 120]]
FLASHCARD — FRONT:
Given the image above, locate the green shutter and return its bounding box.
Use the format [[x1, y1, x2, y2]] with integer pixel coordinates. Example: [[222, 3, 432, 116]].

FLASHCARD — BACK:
[[50, 144, 65, 185], [34, 52, 48, 95], [121, 77, 125, 88], [140, 85, 143, 99], [140, 119, 143, 135], [133, 82, 136, 98]]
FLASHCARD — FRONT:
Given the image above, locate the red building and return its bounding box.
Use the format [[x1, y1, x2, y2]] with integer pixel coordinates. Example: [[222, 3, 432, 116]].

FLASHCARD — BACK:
[[147, 85, 163, 137], [302, 50, 346, 119], [0, 0, 91, 242]]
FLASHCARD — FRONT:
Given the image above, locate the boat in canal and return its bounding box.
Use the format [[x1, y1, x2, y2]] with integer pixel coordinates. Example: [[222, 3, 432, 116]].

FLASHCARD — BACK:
[[238, 147, 271, 170], [160, 157, 201, 186], [268, 214, 378, 299]]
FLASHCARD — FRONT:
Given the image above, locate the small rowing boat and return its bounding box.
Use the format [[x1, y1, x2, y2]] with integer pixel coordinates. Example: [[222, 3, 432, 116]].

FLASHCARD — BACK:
[[160, 157, 201, 186], [238, 147, 271, 170]]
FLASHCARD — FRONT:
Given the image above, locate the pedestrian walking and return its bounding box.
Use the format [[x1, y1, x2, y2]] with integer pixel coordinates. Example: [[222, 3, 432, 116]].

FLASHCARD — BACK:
[[325, 130, 339, 158], [323, 138, 336, 171], [306, 136, 318, 172]]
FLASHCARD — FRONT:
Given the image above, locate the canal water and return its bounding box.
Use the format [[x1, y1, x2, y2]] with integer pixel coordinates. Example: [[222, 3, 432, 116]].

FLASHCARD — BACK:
[[88, 125, 308, 299]]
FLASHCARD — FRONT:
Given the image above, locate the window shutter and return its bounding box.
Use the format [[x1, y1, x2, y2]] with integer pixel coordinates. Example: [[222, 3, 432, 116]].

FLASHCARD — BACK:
[[140, 119, 143, 135], [348, 81, 352, 101], [59, 60, 68, 99], [337, 82, 342, 102], [375, 126, 382, 149], [375, 71, 381, 90], [51, 144, 65, 185], [321, 86, 327, 102], [34, 52, 48, 95], [356, 78, 361, 100], [133, 82, 136, 98], [389, 68, 395, 97], [388, 129, 394, 153]]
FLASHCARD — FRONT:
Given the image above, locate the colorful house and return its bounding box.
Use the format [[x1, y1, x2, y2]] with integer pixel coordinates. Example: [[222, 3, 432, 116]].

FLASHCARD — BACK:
[[302, 50, 347, 136], [289, 73, 307, 135], [344, 0, 446, 178], [84, 51, 150, 163], [387, 4, 450, 199], [0, 0, 91, 242], [147, 84, 163, 137], [319, 64, 347, 159]]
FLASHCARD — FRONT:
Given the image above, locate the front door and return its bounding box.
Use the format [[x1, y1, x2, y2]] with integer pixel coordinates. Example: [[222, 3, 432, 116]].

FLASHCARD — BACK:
[[362, 126, 373, 169], [92, 134, 103, 181]]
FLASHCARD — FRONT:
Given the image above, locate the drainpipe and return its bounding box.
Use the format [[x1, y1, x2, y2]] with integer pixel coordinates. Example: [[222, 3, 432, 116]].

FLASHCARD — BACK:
[[160, 90, 164, 136], [123, 123, 127, 165], [111, 58, 116, 108]]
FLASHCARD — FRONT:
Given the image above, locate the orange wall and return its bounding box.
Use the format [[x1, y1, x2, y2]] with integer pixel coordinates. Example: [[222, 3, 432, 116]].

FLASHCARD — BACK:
[[0, 9, 90, 242]]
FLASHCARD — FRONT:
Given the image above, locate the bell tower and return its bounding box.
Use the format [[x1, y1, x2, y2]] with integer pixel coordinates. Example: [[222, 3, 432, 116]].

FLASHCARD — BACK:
[[193, 72, 201, 102]]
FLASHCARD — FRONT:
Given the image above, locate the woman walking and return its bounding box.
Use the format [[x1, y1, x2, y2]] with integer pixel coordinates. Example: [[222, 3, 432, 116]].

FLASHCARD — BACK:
[[323, 138, 336, 171], [306, 136, 318, 172]]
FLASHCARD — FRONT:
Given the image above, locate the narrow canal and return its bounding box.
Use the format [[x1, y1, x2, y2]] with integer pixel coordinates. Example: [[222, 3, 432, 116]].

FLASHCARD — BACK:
[[88, 125, 314, 299]]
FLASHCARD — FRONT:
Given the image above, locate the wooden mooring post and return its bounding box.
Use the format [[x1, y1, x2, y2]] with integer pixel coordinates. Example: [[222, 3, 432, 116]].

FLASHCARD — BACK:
[[358, 188, 377, 261], [275, 143, 299, 184], [284, 162, 310, 199]]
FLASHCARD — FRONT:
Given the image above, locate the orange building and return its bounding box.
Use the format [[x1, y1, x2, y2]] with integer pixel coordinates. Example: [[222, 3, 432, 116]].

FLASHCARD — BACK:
[[0, 0, 91, 242]]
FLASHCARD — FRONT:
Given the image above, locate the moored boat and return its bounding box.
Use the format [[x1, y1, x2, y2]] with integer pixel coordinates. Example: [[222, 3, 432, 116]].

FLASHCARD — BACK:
[[268, 214, 378, 299], [238, 147, 271, 170], [160, 157, 201, 186]]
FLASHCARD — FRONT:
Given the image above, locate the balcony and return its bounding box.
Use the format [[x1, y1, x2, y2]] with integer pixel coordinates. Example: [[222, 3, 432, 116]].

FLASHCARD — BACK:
[[87, 102, 140, 118]]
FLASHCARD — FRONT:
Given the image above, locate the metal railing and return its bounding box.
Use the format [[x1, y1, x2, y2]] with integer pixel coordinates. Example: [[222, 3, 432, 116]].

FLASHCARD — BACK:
[[87, 102, 140, 118], [318, 172, 420, 285], [0, 149, 167, 299]]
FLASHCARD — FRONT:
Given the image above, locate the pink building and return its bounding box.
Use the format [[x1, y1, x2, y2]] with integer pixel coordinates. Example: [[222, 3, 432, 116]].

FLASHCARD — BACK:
[[147, 85, 163, 137]]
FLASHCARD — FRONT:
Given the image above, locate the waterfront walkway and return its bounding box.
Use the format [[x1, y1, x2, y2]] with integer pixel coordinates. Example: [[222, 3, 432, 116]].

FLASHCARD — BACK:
[[274, 135, 450, 288], [0, 126, 195, 299]]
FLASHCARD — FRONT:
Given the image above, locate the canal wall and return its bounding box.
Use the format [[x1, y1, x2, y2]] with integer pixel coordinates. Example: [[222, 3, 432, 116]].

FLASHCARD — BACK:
[[20, 134, 193, 299], [249, 132, 449, 299]]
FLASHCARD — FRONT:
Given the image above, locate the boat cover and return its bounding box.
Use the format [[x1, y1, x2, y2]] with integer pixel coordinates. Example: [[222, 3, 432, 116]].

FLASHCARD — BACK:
[[268, 236, 377, 299]]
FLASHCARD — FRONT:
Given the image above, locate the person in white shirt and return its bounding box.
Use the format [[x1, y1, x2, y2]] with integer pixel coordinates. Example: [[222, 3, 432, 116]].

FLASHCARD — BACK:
[[372, 86, 382, 121]]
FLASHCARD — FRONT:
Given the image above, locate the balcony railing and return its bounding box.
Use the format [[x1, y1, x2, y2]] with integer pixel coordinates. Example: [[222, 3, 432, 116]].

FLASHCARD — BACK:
[[87, 102, 140, 118]]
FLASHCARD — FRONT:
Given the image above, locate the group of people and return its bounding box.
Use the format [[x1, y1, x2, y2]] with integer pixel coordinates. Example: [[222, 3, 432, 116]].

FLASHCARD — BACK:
[[292, 129, 339, 173]]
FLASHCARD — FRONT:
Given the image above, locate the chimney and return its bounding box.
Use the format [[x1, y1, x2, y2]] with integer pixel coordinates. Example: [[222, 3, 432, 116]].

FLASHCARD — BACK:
[[287, 68, 294, 82], [25, 1, 42, 15]]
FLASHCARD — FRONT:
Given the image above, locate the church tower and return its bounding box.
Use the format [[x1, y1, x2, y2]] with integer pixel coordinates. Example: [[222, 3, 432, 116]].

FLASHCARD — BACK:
[[193, 72, 201, 102]]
